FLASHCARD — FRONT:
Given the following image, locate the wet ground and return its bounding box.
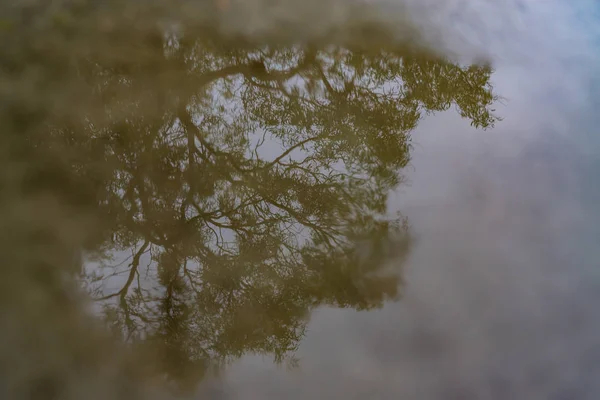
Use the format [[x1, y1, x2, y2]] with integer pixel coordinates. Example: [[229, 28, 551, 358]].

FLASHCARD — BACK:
[[1, 1, 599, 399]]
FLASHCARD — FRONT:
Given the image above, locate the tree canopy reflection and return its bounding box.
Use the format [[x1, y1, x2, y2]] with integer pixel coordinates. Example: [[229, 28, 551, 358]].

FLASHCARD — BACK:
[[5, 3, 498, 394]]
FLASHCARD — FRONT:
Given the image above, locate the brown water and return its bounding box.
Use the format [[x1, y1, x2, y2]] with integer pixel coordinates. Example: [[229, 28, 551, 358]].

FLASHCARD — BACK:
[[1, 1, 599, 399]]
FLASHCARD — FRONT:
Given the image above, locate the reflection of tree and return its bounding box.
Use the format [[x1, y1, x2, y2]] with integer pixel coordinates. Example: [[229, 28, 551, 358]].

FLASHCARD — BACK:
[[11, 5, 498, 394]]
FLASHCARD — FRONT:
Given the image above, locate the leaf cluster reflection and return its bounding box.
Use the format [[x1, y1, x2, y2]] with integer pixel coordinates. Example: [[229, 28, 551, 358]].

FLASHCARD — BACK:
[[5, 3, 499, 394]]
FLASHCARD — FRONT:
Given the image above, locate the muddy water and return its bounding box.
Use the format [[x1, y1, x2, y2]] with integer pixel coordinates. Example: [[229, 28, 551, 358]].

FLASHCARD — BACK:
[[1, 1, 599, 399]]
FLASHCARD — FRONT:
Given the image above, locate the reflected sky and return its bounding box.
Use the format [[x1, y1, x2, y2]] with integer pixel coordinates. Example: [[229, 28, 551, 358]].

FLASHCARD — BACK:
[[213, 1, 600, 399], [1, 1, 600, 399]]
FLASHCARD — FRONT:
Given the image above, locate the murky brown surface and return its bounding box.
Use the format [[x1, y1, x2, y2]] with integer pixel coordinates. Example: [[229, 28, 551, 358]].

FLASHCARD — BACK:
[[1, 1, 599, 399]]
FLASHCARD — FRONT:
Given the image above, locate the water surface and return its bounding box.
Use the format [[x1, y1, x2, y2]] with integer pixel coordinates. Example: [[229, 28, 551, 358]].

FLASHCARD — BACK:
[[1, 1, 599, 399]]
